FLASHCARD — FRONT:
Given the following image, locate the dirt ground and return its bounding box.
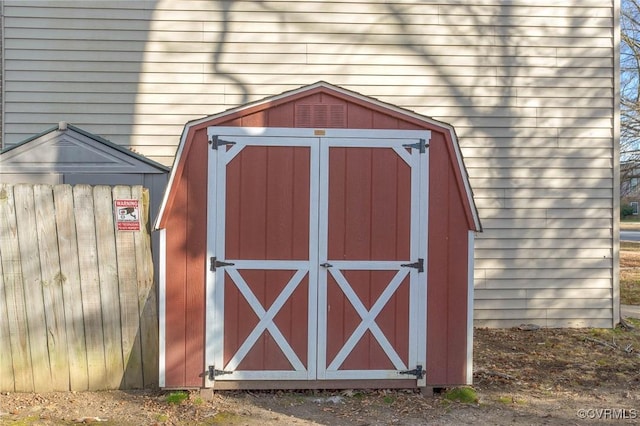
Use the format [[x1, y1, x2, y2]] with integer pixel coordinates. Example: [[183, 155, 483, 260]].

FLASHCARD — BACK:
[[1, 319, 639, 426]]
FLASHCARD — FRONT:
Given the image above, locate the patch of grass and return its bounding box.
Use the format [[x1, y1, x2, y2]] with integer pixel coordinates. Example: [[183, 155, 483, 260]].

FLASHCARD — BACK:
[[621, 240, 640, 252], [443, 387, 478, 404], [211, 411, 244, 424], [590, 327, 626, 339], [621, 219, 640, 230], [342, 389, 366, 399], [497, 396, 511, 404], [621, 242, 640, 264], [621, 274, 640, 305], [627, 317, 640, 327], [383, 395, 395, 404], [192, 396, 204, 406], [165, 391, 189, 405], [3, 415, 40, 426], [497, 395, 525, 404], [155, 413, 169, 422], [621, 241, 640, 305]]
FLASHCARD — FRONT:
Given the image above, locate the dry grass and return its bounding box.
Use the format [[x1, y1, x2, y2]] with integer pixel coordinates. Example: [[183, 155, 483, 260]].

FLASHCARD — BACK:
[[621, 220, 640, 231], [620, 241, 640, 305], [620, 241, 640, 267]]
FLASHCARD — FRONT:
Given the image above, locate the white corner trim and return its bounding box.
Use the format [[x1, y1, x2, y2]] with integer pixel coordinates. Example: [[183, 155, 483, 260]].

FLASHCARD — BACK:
[[612, 0, 621, 328], [466, 231, 475, 385], [158, 228, 166, 388]]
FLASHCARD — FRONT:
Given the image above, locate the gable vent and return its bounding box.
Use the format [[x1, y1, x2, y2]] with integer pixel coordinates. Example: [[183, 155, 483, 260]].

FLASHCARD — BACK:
[[295, 104, 346, 128]]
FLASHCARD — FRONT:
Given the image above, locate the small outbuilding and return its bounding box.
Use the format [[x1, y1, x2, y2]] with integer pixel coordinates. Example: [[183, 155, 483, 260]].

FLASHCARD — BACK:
[[0, 122, 170, 288], [0, 122, 169, 218], [155, 82, 481, 391]]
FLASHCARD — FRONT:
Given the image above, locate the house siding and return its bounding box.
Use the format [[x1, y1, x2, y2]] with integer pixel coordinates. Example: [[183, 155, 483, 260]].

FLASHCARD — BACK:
[[1, 0, 618, 328]]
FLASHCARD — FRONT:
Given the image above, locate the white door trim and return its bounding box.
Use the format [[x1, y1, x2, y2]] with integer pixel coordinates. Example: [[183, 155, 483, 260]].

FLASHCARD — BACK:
[[316, 132, 430, 381], [205, 128, 320, 385], [205, 127, 430, 385]]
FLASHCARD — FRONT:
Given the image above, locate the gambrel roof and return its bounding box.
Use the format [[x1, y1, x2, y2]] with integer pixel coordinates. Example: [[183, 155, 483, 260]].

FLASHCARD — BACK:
[[156, 81, 480, 232]]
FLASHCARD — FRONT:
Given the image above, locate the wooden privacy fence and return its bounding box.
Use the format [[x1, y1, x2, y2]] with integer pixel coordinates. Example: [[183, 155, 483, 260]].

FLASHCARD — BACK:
[[0, 183, 158, 392]]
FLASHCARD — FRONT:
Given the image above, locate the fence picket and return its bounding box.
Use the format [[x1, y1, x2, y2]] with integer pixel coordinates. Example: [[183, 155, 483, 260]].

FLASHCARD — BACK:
[[0, 184, 19, 391], [54, 184, 89, 391], [93, 185, 125, 389], [14, 184, 52, 392], [74, 184, 108, 390], [114, 185, 144, 389], [34, 184, 70, 391], [0, 184, 32, 391], [133, 186, 159, 388], [0, 247, 13, 392]]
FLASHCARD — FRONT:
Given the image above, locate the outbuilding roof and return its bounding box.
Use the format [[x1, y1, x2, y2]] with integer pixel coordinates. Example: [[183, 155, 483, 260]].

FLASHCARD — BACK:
[[1, 121, 169, 174], [155, 81, 480, 232]]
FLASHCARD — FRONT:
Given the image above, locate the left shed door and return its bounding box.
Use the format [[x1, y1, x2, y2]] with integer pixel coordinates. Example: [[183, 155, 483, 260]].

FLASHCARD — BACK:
[[205, 130, 320, 382]]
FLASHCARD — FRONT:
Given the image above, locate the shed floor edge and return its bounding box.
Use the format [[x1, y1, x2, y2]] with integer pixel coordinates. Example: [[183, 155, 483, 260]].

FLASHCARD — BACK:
[[207, 380, 420, 391]]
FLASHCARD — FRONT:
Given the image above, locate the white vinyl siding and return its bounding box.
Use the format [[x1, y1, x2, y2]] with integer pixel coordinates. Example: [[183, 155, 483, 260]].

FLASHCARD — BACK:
[[1, 0, 618, 327]]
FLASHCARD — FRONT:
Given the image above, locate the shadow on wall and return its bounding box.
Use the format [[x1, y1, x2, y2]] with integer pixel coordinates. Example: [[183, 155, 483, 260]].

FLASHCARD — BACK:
[[152, 1, 616, 387], [165, 1, 613, 322]]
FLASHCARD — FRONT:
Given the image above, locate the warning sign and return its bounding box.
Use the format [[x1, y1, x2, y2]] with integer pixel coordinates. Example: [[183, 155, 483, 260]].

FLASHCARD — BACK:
[[115, 199, 141, 231]]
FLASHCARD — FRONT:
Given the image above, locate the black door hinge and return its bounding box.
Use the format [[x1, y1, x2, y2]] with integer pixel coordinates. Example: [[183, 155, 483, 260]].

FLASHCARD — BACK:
[[208, 365, 233, 380], [402, 138, 428, 153], [399, 365, 425, 379], [209, 135, 236, 150], [401, 258, 424, 273], [210, 256, 235, 271]]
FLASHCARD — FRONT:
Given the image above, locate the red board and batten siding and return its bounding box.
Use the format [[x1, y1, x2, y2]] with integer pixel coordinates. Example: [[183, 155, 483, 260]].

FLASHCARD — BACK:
[[427, 131, 474, 385], [158, 83, 479, 388], [163, 125, 208, 387]]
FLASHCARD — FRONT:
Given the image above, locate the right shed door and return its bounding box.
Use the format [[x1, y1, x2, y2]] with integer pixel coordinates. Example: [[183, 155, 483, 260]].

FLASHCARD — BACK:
[[317, 130, 429, 383]]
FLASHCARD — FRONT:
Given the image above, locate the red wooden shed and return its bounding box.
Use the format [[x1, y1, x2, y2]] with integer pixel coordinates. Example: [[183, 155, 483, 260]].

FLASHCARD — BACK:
[[154, 82, 481, 391]]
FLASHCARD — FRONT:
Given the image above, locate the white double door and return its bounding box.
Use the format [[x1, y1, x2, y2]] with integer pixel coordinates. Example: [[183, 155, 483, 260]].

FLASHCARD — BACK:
[[205, 127, 429, 385]]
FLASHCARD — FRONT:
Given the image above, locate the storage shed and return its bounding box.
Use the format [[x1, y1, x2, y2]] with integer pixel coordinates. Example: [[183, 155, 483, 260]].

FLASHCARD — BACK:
[[0, 122, 169, 215], [155, 82, 481, 390], [0, 122, 170, 287]]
